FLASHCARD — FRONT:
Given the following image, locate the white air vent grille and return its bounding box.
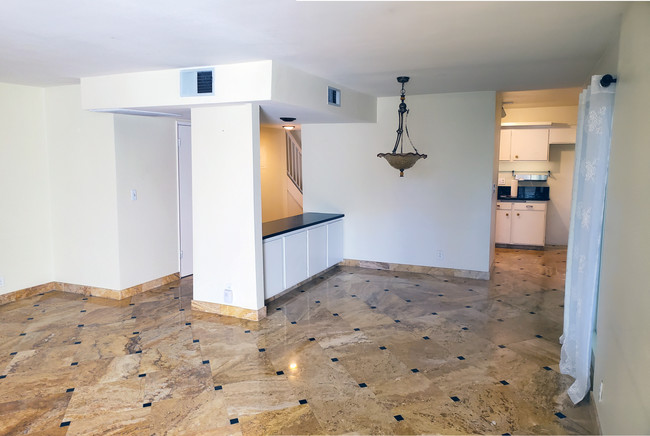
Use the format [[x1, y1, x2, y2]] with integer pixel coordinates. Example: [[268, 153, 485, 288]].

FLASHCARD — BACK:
[[328, 86, 341, 107], [180, 68, 215, 97]]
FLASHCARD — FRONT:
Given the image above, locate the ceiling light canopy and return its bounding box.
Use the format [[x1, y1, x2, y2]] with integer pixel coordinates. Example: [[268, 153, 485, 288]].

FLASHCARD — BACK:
[[377, 77, 427, 177], [280, 117, 296, 130]]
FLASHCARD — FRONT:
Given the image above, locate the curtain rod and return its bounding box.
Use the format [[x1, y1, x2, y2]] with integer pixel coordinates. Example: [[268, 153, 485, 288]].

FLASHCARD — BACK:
[[600, 74, 617, 88]]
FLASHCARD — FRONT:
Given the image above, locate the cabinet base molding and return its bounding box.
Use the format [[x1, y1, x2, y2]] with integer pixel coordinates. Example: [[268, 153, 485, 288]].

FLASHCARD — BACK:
[[191, 299, 267, 321], [0, 273, 181, 306], [341, 259, 490, 280], [265, 265, 339, 303]]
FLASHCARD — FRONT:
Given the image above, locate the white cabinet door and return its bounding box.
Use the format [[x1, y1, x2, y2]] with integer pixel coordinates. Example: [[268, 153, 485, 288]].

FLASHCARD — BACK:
[[308, 224, 328, 277], [327, 219, 344, 267], [495, 209, 512, 244], [549, 126, 577, 144], [511, 203, 547, 246], [499, 130, 512, 161], [284, 232, 308, 288], [263, 238, 285, 299], [511, 129, 549, 161]]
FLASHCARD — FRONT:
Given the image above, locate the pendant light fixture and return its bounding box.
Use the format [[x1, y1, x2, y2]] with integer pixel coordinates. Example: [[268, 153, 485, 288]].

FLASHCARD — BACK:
[[377, 76, 427, 177]]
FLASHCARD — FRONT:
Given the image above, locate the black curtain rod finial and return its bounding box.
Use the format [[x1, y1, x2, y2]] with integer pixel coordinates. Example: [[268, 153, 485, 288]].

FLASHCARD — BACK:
[[600, 74, 617, 88]]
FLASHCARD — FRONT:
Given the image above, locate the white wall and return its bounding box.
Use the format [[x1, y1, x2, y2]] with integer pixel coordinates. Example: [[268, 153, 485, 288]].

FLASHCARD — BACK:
[[81, 61, 274, 110], [271, 62, 377, 123], [260, 126, 303, 222], [260, 127, 289, 222], [0, 83, 53, 294], [303, 91, 497, 273], [45, 85, 122, 290], [191, 104, 264, 310], [114, 115, 179, 289], [594, 3, 650, 433], [499, 106, 578, 245]]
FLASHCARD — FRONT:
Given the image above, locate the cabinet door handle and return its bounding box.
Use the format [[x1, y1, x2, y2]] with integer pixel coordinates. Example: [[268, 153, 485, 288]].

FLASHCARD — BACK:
[[514, 155, 519, 159], [516, 213, 520, 216], [505, 213, 509, 216], [526, 205, 533, 208]]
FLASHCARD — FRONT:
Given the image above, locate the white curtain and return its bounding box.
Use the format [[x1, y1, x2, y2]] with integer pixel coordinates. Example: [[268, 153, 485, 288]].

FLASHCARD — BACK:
[[560, 75, 616, 404]]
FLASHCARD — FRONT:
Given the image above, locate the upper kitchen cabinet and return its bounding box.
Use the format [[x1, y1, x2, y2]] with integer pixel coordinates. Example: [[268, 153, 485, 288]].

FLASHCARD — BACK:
[[548, 126, 577, 144], [499, 130, 512, 161], [499, 128, 549, 161]]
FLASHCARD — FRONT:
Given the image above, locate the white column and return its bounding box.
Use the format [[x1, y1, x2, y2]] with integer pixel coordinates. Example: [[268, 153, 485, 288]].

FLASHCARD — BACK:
[[190, 104, 265, 320]]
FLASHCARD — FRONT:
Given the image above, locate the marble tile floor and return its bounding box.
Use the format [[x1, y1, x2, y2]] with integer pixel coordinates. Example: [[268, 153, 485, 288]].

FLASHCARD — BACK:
[[0, 247, 599, 435]]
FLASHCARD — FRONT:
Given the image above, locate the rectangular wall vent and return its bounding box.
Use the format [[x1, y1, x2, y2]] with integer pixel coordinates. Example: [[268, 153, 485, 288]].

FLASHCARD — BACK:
[[180, 68, 214, 97], [196, 71, 213, 94], [328, 86, 341, 107]]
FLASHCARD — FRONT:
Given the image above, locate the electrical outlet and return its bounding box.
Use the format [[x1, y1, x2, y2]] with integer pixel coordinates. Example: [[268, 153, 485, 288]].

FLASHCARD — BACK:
[[0, 276, 4, 287], [224, 288, 233, 304], [436, 250, 445, 260], [130, 189, 137, 201], [499, 177, 506, 185]]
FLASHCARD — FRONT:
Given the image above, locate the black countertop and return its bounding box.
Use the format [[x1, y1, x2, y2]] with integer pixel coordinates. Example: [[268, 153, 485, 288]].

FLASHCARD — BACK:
[[262, 213, 344, 240], [497, 196, 550, 202]]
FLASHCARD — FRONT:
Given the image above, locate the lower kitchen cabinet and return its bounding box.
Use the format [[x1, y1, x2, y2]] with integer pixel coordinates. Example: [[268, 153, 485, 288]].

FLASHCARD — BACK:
[[495, 202, 512, 244], [496, 201, 547, 247], [263, 218, 343, 299]]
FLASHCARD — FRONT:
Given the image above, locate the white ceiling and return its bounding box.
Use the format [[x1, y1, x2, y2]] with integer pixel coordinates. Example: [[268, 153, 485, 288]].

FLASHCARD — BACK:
[[0, 1, 626, 99]]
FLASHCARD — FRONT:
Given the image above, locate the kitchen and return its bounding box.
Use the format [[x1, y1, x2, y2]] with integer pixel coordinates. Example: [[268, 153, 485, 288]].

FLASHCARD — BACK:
[[495, 88, 580, 249]]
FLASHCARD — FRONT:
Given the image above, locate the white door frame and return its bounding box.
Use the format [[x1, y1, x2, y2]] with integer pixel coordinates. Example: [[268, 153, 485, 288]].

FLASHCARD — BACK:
[[177, 121, 193, 277]]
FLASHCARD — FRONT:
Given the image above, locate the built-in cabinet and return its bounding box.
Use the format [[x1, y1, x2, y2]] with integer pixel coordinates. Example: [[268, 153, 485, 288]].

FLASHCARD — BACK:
[[548, 126, 577, 144], [496, 201, 547, 246], [500, 128, 550, 161], [263, 218, 343, 299]]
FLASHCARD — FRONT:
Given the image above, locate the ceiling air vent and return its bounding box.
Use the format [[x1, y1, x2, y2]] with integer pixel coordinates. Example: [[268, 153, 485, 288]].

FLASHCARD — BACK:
[[180, 68, 214, 97], [328, 86, 341, 107]]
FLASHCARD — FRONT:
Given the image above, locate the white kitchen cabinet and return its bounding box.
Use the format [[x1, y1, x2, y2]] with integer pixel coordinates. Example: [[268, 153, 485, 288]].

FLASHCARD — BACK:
[[511, 202, 547, 246], [263, 237, 285, 298], [308, 224, 328, 276], [495, 201, 547, 247], [284, 231, 308, 288], [549, 126, 577, 144], [499, 130, 512, 161], [511, 129, 549, 161], [327, 219, 344, 267], [495, 202, 512, 244]]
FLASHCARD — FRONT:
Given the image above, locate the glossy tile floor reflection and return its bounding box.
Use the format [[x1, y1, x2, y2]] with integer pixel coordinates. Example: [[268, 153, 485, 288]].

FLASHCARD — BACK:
[[0, 248, 599, 435]]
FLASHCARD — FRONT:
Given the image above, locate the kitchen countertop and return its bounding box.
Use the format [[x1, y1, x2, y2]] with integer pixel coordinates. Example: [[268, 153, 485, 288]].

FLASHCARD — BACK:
[[497, 197, 550, 202], [262, 212, 344, 239]]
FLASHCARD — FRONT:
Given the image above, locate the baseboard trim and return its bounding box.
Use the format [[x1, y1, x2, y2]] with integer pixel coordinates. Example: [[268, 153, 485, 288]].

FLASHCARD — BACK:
[[0, 273, 181, 305], [0, 281, 62, 306], [341, 259, 490, 280], [191, 299, 267, 321], [265, 265, 339, 303]]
